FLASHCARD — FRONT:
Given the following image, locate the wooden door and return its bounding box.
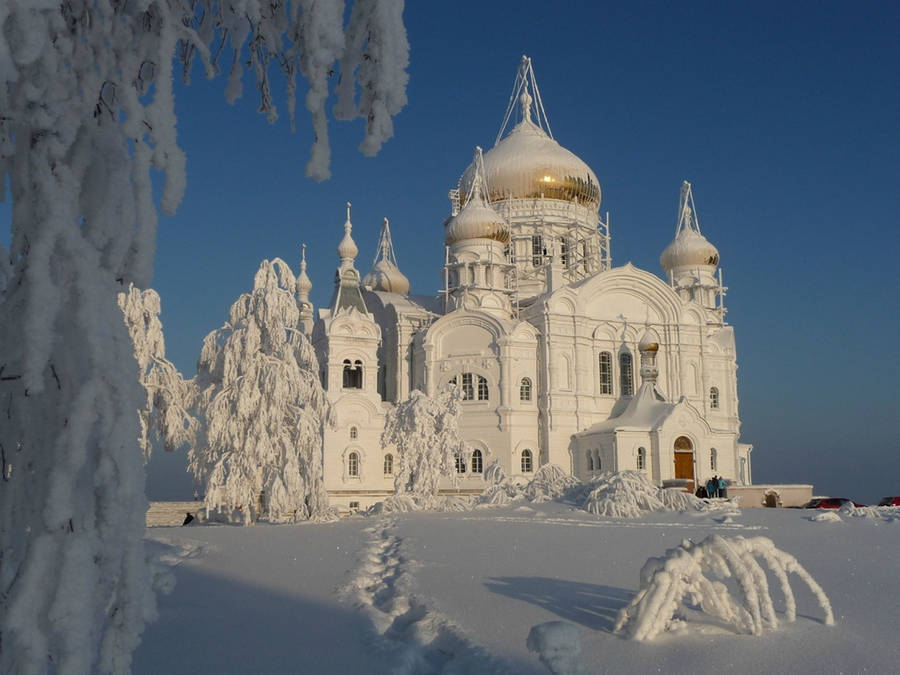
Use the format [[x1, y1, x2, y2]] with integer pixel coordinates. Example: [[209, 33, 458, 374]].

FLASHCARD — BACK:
[[674, 452, 694, 480]]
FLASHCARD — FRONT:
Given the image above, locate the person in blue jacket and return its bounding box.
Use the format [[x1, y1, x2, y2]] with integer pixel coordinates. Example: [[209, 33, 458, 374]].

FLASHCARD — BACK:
[[717, 475, 727, 499], [707, 477, 717, 498]]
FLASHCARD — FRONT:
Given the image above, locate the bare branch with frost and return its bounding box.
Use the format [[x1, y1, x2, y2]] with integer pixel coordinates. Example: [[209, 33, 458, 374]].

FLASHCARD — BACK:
[[614, 534, 835, 641]]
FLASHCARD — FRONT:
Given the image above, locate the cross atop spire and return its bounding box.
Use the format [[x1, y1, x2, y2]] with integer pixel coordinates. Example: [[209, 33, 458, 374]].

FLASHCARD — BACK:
[[675, 180, 703, 237], [337, 200, 358, 269], [371, 217, 400, 270], [495, 55, 553, 145]]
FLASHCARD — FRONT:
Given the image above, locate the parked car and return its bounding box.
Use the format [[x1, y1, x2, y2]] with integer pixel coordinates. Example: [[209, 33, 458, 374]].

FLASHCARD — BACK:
[[877, 496, 900, 507], [801, 497, 866, 509]]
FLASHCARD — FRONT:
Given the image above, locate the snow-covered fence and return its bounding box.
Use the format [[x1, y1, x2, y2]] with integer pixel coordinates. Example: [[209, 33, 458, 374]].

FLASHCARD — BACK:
[[146, 502, 202, 528], [615, 534, 834, 641]]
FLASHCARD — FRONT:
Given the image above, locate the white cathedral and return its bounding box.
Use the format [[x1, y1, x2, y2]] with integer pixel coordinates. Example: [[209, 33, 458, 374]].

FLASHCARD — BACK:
[[298, 58, 753, 512]]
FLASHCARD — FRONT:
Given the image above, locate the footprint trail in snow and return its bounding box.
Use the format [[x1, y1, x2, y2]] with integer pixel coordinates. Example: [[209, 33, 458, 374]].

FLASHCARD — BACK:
[[344, 518, 515, 674]]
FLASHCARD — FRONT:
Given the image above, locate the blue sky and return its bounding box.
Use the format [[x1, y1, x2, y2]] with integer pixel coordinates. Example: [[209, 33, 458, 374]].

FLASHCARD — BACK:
[[6, 2, 899, 501]]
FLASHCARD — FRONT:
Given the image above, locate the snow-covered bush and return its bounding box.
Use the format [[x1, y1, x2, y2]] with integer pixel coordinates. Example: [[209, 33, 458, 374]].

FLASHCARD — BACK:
[[476, 463, 525, 506], [615, 534, 834, 641], [523, 463, 580, 503], [119, 285, 197, 461], [381, 388, 466, 499], [526, 621, 584, 675], [1, 2, 407, 671], [190, 259, 335, 523], [581, 471, 706, 518]]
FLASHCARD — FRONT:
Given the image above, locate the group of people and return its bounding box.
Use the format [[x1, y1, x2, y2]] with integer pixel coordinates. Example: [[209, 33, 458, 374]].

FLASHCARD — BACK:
[[695, 475, 727, 499]]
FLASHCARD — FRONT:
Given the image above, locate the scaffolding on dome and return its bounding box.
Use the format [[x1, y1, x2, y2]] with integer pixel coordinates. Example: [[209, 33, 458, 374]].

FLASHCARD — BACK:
[[496, 54, 553, 144]]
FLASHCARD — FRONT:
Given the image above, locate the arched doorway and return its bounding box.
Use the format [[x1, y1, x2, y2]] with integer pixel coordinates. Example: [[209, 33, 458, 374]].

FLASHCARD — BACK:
[[673, 436, 694, 482]]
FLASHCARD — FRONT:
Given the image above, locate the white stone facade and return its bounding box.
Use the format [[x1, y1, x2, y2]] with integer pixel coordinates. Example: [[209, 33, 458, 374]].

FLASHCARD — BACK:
[[307, 59, 753, 512]]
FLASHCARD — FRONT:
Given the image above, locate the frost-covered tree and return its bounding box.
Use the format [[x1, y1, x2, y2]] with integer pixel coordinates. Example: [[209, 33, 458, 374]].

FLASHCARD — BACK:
[[614, 534, 835, 641], [119, 285, 197, 461], [382, 388, 466, 499], [190, 259, 334, 523], [0, 2, 407, 672]]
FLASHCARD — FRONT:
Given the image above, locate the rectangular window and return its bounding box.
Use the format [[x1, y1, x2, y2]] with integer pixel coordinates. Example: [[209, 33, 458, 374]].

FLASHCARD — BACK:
[[599, 352, 613, 395], [560, 239, 569, 267], [349, 501, 360, 512], [531, 235, 543, 267], [462, 372, 474, 401], [620, 353, 634, 397]]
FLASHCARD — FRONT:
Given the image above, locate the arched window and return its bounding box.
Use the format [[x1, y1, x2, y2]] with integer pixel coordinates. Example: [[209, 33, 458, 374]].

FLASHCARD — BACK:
[[477, 375, 489, 401], [342, 359, 363, 389], [471, 449, 483, 474], [710, 448, 718, 471], [521, 449, 533, 473], [349, 426, 358, 440], [461, 372, 474, 401], [709, 387, 720, 409], [586, 451, 594, 472], [520, 377, 532, 402], [597, 455, 601, 471], [348, 452, 359, 477], [599, 352, 613, 395], [559, 354, 570, 390], [637, 447, 646, 471], [383, 453, 393, 476], [619, 352, 634, 396], [455, 454, 467, 474]]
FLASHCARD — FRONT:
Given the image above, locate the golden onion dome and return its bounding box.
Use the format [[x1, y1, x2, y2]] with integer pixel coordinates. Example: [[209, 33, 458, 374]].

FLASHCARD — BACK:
[[638, 327, 661, 353], [660, 228, 720, 272], [363, 258, 410, 295], [458, 117, 601, 211], [444, 197, 509, 245]]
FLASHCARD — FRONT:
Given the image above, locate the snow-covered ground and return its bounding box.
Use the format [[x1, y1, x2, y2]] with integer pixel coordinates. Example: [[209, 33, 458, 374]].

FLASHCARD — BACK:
[[136, 504, 899, 674]]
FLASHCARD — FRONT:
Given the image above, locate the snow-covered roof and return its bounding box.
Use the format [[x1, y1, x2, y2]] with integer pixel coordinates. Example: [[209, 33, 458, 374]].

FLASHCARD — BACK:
[[575, 381, 674, 436]]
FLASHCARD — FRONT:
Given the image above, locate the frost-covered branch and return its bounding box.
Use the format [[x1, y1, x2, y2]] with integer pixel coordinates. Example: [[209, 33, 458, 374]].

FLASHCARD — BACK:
[[614, 534, 835, 641], [190, 259, 335, 523], [119, 285, 198, 460], [0, 2, 404, 671]]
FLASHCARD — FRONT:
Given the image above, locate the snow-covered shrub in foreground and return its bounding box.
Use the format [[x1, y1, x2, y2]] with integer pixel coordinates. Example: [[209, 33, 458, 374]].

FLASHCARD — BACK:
[[615, 534, 834, 641], [526, 621, 584, 675]]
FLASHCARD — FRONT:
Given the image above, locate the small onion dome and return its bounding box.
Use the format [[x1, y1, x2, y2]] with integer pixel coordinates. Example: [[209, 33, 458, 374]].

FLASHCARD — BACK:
[[363, 258, 410, 295], [638, 327, 661, 353], [444, 193, 509, 245], [296, 267, 312, 297], [458, 119, 601, 211], [338, 226, 358, 263], [660, 229, 720, 272]]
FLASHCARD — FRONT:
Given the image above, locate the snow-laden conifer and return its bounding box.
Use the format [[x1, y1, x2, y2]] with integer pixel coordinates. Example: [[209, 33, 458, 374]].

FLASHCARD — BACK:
[[1, 2, 406, 671], [614, 534, 835, 641], [381, 387, 466, 502], [190, 259, 335, 523], [119, 285, 197, 461]]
